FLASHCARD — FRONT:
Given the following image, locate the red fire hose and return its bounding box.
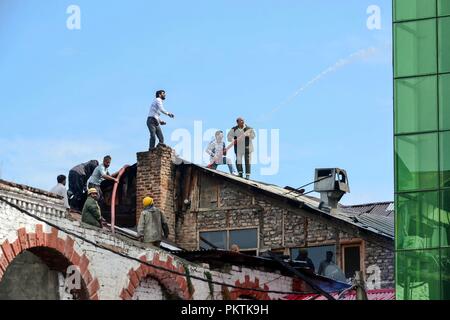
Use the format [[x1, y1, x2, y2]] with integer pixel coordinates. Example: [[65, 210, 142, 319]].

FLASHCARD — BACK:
[[110, 165, 129, 234]]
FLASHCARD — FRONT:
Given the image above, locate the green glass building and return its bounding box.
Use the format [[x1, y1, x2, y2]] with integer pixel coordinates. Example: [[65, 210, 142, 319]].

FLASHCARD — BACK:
[[394, 0, 450, 300]]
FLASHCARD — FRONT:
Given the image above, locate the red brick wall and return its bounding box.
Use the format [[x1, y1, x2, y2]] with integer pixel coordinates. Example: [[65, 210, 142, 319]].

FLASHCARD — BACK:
[[136, 145, 176, 242]]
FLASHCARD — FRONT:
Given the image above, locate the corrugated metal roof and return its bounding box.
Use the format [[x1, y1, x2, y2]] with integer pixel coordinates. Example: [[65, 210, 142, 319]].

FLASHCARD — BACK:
[[284, 289, 395, 300], [354, 214, 394, 238]]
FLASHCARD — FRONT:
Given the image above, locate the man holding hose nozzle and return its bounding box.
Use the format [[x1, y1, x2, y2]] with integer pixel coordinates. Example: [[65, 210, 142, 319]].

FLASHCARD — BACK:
[[147, 90, 175, 150], [227, 117, 256, 180]]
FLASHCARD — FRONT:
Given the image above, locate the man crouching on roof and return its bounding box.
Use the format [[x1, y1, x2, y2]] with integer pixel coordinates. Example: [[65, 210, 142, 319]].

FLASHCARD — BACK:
[[81, 188, 103, 228], [137, 197, 169, 248]]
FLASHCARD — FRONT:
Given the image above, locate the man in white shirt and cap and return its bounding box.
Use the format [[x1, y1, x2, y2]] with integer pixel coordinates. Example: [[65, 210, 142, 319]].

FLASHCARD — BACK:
[[147, 90, 175, 150]]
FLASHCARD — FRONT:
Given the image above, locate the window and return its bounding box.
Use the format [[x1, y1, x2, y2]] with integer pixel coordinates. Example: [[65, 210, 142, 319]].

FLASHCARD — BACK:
[[439, 17, 450, 73], [395, 76, 438, 134], [396, 249, 441, 300], [342, 245, 362, 280], [394, 20, 437, 78], [199, 228, 258, 254], [439, 0, 450, 16], [395, 133, 439, 192], [394, 0, 436, 22], [291, 245, 336, 274], [199, 231, 227, 250], [396, 191, 440, 250]]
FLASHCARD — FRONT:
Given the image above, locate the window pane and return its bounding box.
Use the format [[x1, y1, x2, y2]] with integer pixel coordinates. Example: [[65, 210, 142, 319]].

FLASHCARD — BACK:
[[442, 248, 450, 299], [291, 245, 336, 274], [439, 17, 450, 73], [394, 0, 437, 21], [440, 75, 450, 130], [439, 0, 450, 16], [229, 229, 257, 249], [440, 132, 450, 188], [395, 133, 439, 191], [441, 190, 450, 247], [395, 76, 438, 134], [394, 20, 437, 78], [199, 231, 226, 249], [396, 192, 440, 250], [396, 250, 441, 300]]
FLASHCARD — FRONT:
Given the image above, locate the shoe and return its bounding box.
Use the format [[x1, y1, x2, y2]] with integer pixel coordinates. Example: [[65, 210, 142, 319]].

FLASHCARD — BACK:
[[238, 173, 243, 178], [245, 175, 250, 180]]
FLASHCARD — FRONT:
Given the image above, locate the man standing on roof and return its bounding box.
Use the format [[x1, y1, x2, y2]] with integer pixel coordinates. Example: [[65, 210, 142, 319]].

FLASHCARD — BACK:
[[147, 90, 175, 150], [81, 188, 103, 228], [137, 197, 169, 248], [86, 155, 119, 203], [227, 117, 256, 180], [206, 130, 235, 174], [50, 175, 70, 210]]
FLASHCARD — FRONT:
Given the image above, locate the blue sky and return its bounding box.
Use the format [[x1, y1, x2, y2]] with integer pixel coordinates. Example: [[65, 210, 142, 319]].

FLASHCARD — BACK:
[[0, 0, 393, 205]]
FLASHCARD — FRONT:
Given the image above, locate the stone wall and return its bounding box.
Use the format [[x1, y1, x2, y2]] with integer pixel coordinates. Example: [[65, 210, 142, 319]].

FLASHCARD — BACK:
[[175, 170, 394, 288]]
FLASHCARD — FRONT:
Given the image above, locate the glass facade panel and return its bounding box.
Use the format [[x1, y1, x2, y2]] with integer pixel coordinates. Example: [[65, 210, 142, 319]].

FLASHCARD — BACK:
[[439, 17, 450, 73], [395, 76, 438, 134], [440, 74, 450, 130], [396, 133, 439, 191], [441, 132, 450, 187], [442, 248, 450, 299], [394, 20, 437, 77], [441, 190, 450, 247], [439, 0, 450, 16], [396, 249, 441, 300], [394, 0, 437, 21], [396, 192, 440, 250]]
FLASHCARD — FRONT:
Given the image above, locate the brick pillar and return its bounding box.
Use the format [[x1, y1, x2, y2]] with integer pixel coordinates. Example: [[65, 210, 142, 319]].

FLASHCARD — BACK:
[[136, 145, 176, 242]]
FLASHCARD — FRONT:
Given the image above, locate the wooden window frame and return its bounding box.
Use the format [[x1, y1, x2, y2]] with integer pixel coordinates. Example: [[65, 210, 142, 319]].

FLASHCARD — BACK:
[[198, 227, 260, 254]]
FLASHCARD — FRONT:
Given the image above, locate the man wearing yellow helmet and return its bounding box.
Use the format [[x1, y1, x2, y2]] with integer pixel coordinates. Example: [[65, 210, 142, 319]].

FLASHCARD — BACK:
[[137, 197, 169, 247], [81, 188, 102, 228]]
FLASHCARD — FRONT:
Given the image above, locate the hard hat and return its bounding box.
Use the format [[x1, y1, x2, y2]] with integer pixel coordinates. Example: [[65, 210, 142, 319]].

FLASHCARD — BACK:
[[88, 188, 98, 195], [143, 197, 154, 208]]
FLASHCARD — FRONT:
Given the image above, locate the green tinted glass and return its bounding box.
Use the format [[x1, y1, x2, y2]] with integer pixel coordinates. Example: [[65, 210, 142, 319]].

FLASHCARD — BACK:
[[440, 75, 450, 130], [396, 192, 440, 250], [440, 132, 450, 187], [439, 17, 450, 73], [441, 190, 450, 247], [395, 76, 438, 134], [396, 250, 441, 300], [394, 0, 437, 21], [442, 248, 450, 299], [438, 0, 450, 16], [394, 20, 437, 78], [396, 133, 439, 191]]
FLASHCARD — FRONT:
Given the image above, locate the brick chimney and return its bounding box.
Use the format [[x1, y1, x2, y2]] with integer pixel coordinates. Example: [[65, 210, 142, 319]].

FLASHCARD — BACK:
[[136, 145, 177, 242]]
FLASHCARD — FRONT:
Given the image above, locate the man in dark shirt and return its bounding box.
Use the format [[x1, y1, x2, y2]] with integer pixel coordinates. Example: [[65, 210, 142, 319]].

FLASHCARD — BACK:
[[296, 249, 315, 271]]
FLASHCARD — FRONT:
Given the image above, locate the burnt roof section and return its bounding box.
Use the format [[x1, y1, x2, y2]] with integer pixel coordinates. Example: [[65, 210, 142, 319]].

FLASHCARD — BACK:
[[172, 248, 351, 293], [179, 161, 394, 242], [340, 202, 394, 217]]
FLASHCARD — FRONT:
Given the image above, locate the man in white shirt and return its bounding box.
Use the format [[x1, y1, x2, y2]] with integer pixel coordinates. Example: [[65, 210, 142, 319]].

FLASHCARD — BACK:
[[206, 131, 235, 174], [147, 90, 175, 150], [50, 175, 70, 210]]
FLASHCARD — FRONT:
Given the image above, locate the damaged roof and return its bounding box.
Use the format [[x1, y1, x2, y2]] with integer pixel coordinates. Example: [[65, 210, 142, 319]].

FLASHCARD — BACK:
[[184, 163, 394, 241]]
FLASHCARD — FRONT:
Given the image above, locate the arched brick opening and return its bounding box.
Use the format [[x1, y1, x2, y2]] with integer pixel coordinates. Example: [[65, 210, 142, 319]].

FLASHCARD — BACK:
[[0, 225, 100, 300], [120, 253, 192, 300], [222, 275, 271, 300]]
